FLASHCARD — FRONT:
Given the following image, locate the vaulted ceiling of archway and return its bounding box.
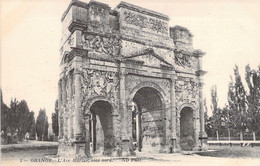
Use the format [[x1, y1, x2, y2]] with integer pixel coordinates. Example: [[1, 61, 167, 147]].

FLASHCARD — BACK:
[[133, 87, 162, 111]]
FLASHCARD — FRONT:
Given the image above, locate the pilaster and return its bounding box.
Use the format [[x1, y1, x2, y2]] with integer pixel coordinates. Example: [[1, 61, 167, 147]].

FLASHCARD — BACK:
[[74, 68, 83, 140], [119, 69, 134, 156], [170, 76, 181, 153], [194, 52, 208, 151]]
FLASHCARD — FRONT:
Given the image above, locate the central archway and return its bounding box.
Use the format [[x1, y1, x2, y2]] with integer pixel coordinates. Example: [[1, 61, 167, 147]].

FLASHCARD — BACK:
[[89, 100, 114, 155], [132, 87, 166, 153]]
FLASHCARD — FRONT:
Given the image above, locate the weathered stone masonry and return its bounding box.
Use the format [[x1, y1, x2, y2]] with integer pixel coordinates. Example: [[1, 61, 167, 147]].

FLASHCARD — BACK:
[[58, 0, 207, 157]]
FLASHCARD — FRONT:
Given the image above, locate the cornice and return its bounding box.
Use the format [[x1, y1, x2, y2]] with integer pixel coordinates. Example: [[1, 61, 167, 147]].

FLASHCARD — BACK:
[[116, 1, 169, 21]]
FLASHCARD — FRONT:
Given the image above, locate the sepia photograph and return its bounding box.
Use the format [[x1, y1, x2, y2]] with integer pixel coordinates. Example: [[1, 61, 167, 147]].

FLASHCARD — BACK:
[[1, 0, 260, 165]]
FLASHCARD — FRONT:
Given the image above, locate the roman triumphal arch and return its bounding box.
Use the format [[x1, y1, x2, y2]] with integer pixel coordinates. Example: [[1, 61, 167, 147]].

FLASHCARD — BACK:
[[57, 0, 207, 157]]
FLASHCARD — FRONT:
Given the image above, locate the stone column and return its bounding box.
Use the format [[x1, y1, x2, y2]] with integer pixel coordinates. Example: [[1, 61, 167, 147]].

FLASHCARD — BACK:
[[62, 76, 67, 140], [84, 114, 91, 157], [64, 112, 68, 140], [73, 68, 86, 157], [170, 77, 180, 152], [68, 73, 73, 140], [74, 69, 83, 140], [91, 114, 96, 154], [198, 80, 207, 138], [119, 70, 133, 156], [196, 52, 208, 150], [58, 80, 63, 139], [70, 115, 74, 139]]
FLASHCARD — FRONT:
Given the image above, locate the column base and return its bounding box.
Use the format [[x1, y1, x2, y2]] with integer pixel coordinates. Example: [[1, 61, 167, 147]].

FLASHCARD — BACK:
[[57, 139, 89, 158], [121, 139, 135, 157], [170, 138, 181, 153], [193, 132, 208, 151]]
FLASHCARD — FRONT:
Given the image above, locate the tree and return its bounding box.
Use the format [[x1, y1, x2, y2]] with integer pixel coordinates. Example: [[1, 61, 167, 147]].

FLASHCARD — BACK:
[[36, 109, 49, 141], [1, 89, 9, 132], [245, 65, 260, 140], [16, 100, 32, 141], [1, 94, 36, 142], [221, 105, 233, 141], [28, 112, 36, 140], [210, 85, 224, 140], [6, 99, 35, 141], [52, 100, 59, 136], [9, 99, 19, 133], [228, 65, 247, 140], [204, 98, 214, 137]]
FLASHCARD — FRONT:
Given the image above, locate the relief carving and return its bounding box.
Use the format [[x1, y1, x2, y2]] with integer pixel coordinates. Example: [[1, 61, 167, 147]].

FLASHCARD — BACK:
[[89, 6, 106, 16], [81, 69, 119, 96], [82, 32, 121, 56], [174, 51, 193, 68], [123, 11, 168, 34], [80, 69, 119, 110], [175, 79, 199, 105]]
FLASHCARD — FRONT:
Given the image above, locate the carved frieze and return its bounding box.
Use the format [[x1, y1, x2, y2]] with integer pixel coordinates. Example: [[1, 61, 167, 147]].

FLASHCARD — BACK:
[[82, 32, 122, 56], [175, 79, 199, 107], [123, 11, 168, 34]]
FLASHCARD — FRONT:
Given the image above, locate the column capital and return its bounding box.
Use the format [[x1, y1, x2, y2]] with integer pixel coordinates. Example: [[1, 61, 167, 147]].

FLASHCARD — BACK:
[[198, 82, 205, 88], [196, 70, 207, 77], [119, 70, 128, 76], [74, 68, 82, 75], [84, 114, 91, 120], [170, 75, 177, 82]]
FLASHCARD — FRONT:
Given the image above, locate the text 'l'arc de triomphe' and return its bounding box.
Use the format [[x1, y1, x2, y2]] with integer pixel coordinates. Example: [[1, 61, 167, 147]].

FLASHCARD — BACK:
[[57, 0, 208, 157]]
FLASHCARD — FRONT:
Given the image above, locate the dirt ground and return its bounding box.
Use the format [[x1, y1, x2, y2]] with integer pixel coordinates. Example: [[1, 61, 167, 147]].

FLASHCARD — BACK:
[[1, 144, 260, 166]]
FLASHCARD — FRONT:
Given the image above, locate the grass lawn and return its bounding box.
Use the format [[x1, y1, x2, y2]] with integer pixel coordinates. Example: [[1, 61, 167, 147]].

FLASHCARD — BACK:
[[196, 145, 260, 158]]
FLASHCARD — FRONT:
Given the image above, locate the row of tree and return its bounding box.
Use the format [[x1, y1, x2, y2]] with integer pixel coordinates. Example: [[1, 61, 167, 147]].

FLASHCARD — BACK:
[[205, 65, 260, 140], [1, 90, 50, 142]]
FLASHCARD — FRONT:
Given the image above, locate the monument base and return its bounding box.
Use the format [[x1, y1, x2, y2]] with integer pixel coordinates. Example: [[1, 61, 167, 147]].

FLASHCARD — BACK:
[[57, 139, 87, 158]]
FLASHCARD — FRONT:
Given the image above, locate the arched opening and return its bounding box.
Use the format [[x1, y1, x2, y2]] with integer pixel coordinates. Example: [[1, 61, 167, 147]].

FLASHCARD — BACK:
[[180, 107, 195, 151], [89, 100, 114, 155], [132, 87, 165, 153]]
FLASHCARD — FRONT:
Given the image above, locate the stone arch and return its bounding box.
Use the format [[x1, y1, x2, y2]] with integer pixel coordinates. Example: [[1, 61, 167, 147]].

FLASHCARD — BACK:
[[178, 103, 196, 117], [127, 81, 167, 106], [83, 96, 117, 116]]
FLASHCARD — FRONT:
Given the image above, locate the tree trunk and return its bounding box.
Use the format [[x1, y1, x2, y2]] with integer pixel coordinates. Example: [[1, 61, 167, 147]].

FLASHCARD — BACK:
[[253, 131, 256, 141], [240, 131, 243, 141], [216, 130, 219, 141], [228, 128, 231, 141]]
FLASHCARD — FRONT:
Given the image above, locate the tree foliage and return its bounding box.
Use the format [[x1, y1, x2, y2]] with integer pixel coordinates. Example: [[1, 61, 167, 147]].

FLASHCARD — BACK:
[[228, 65, 247, 134], [206, 64, 260, 138], [245, 65, 260, 134], [204, 98, 214, 137], [51, 100, 59, 136], [210, 86, 225, 136], [36, 109, 49, 141], [1, 90, 36, 141]]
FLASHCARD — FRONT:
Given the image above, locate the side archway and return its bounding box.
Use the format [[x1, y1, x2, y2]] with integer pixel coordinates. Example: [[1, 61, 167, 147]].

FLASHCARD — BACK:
[[179, 106, 195, 151], [84, 99, 115, 156]]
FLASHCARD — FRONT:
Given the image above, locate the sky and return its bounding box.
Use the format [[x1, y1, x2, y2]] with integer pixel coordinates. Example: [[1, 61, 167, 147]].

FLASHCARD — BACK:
[[1, 0, 260, 119]]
